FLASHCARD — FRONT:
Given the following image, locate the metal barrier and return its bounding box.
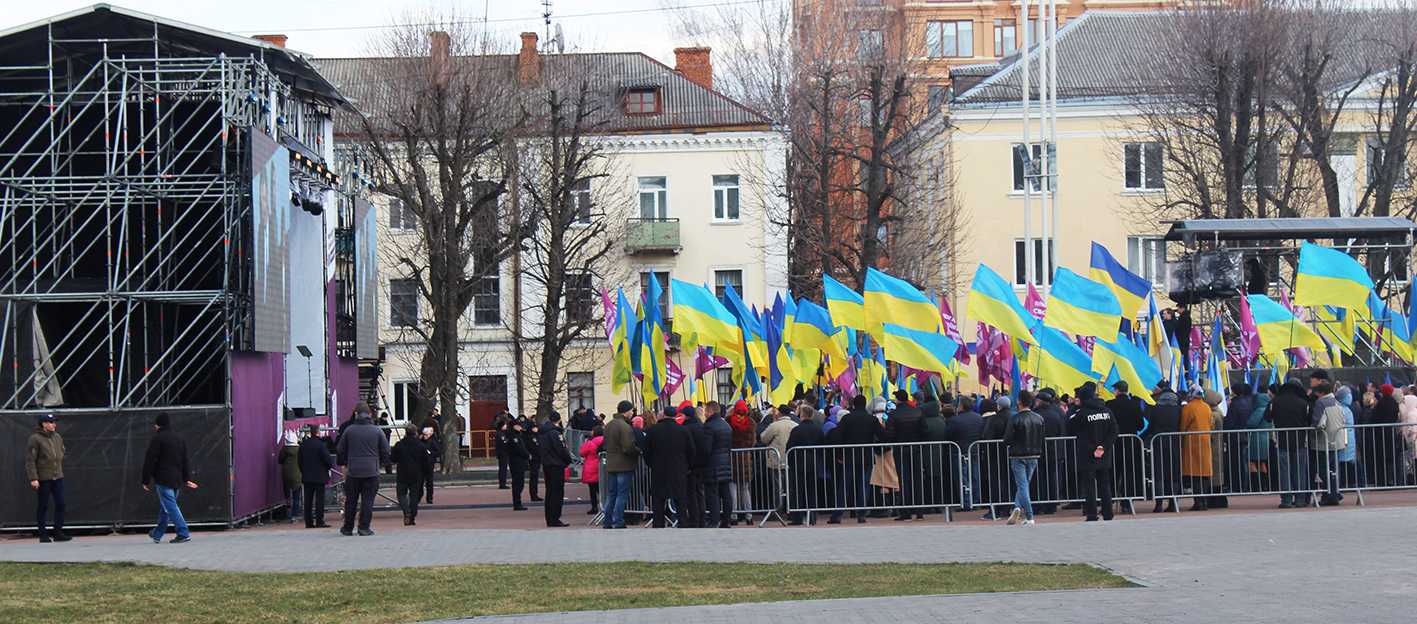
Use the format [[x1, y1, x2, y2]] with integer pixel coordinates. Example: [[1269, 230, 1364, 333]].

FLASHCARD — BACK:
[[1149, 426, 1329, 510], [564, 429, 592, 481], [966, 435, 1148, 514], [1340, 423, 1417, 505], [730, 447, 786, 526], [783, 441, 964, 521]]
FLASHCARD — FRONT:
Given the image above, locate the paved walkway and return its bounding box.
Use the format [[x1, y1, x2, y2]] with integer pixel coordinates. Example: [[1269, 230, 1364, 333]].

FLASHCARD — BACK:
[[4, 506, 1413, 622]]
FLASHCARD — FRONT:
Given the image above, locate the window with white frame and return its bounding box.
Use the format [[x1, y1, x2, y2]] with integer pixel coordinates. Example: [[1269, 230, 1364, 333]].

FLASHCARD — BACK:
[[389, 279, 419, 327], [1013, 238, 1055, 286], [567, 372, 595, 412], [716, 368, 736, 405], [926, 20, 974, 59], [713, 175, 740, 221], [994, 19, 1017, 57], [472, 247, 500, 325], [568, 178, 592, 224], [1124, 142, 1165, 191], [391, 381, 421, 423], [387, 198, 416, 230], [638, 176, 667, 220], [565, 272, 595, 324], [1012, 143, 1055, 192], [1126, 236, 1167, 286], [640, 271, 671, 322], [714, 269, 744, 303]]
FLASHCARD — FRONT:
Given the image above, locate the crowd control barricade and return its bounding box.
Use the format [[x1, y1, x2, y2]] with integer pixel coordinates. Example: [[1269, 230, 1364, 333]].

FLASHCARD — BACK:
[[1339, 423, 1417, 505], [730, 447, 786, 526], [564, 429, 592, 481], [966, 435, 1147, 513], [624, 457, 657, 525], [1149, 426, 1329, 510], [588, 451, 609, 527], [784, 441, 964, 521]]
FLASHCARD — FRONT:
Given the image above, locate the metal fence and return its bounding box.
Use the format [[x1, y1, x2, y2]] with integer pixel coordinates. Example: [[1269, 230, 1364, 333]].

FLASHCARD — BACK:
[[783, 441, 964, 521], [966, 434, 1149, 514], [1340, 423, 1417, 504], [1149, 426, 1331, 509]]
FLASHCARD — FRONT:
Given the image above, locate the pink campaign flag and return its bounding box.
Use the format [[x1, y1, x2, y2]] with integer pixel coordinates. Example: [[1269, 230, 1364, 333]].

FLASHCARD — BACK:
[[1025, 283, 1047, 321], [662, 358, 685, 398], [1075, 335, 1096, 356], [990, 330, 1013, 384], [1237, 292, 1261, 367], [834, 364, 858, 398], [976, 322, 993, 384], [600, 288, 616, 345], [1189, 326, 1205, 373], [939, 297, 970, 365], [694, 346, 729, 380]]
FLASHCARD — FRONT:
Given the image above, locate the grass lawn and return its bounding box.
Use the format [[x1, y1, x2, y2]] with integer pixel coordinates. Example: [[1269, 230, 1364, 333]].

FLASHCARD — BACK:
[[0, 560, 1131, 623]]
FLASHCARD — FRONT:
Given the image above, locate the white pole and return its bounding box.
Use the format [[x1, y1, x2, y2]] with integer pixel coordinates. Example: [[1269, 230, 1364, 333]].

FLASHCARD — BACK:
[[1022, 0, 1033, 291], [1047, 0, 1059, 300], [1039, 0, 1051, 298]]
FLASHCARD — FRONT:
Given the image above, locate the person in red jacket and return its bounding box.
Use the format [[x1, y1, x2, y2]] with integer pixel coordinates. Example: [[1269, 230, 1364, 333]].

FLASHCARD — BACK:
[[728, 400, 758, 525], [579, 425, 604, 515]]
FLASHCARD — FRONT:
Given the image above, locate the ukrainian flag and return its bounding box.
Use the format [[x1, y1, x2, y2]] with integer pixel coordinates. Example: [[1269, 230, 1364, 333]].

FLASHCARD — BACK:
[[641, 275, 668, 403], [610, 288, 634, 392], [864, 268, 941, 339], [782, 292, 797, 343], [766, 294, 799, 404], [1247, 294, 1326, 355], [1092, 333, 1162, 404], [1089, 242, 1151, 317], [1044, 268, 1122, 339], [1144, 293, 1173, 374], [824, 274, 866, 332], [1314, 305, 1355, 357], [880, 323, 959, 377], [1294, 242, 1375, 311], [966, 263, 1039, 345], [722, 283, 769, 371], [793, 299, 847, 361], [1022, 325, 1101, 392], [670, 279, 741, 353]]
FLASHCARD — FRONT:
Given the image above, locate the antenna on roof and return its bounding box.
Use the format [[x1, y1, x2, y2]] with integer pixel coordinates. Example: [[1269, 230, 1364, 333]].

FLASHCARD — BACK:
[[554, 23, 565, 54], [542, 0, 554, 49]]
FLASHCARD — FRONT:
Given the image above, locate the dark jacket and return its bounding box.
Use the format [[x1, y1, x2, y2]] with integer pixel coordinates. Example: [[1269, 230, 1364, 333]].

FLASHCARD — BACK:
[[1372, 394, 1401, 425], [521, 419, 543, 462], [391, 435, 430, 483], [336, 417, 391, 479], [1070, 398, 1118, 470], [919, 401, 947, 442], [786, 419, 827, 506], [538, 422, 575, 469], [141, 428, 191, 489], [1002, 409, 1045, 458], [642, 419, 695, 496], [602, 416, 640, 473], [703, 414, 734, 483], [1270, 382, 1314, 449], [1106, 394, 1145, 436], [981, 411, 1009, 441], [682, 417, 714, 474], [831, 407, 884, 446], [298, 437, 334, 484], [502, 427, 531, 469], [1144, 391, 1182, 440], [25, 427, 65, 482], [278, 445, 302, 489], [569, 410, 599, 432], [945, 410, 984, 450], [1226, 393, 1256, 431], [886, 403, 924, 443]]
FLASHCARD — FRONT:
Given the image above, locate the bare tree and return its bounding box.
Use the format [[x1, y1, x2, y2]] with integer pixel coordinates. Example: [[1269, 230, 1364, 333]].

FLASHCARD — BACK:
[[1358, 3, 1417, 220]]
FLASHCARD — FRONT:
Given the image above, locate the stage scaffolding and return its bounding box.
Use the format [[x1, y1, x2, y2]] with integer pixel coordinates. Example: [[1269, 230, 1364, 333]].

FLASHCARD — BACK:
[[0, 25, 298, 411]]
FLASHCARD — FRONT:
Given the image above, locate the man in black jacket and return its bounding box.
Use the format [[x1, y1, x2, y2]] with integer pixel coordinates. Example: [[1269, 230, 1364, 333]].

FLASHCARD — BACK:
[[643, 406, 696, 528], [1002, 390, 1044, 525], [701, 402, 735, 528], [945, 398, 984, 511], [391, 425, 428, 525], [1270, 379, 1313, 507], [336, 403, 390, 536], [502, 420, 532, 510], [538, 411, 576, 527], [785, 411, 825, 525], [141, 413, 198, 543], [1071, 382, 1119, 521], [1106, 381, 1145, 512], [1145, 383, 1183, 513], [520, 415, 543, 502], [1033, 389, 1067, 514], [297, 424, 334, 528], [828, 395, 884, 524], [680, 405, 712, 528], [886, 390, 924, 520]]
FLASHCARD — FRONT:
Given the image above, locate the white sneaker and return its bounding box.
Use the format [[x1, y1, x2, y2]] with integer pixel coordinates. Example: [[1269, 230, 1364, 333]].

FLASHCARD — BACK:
[[1006, 508, 1022, 525], [1023, 519, 1035, 526]]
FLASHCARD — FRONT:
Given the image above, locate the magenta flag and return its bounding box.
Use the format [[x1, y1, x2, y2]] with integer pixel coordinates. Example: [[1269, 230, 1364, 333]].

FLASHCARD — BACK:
[[940, 297, 970, 365], [1237, 292, 1261, 367], [693, 346, 728, 380], [662, 358, 685, 398], [1025, 283, 1047, 320], [1189, 326, 1205, 372], [976, 322, 993, 385], [1075, 335, 1095, 356], [1278, 288, 1314, 367], [833, 364, 858, 398], [600, 288, 616, 346]]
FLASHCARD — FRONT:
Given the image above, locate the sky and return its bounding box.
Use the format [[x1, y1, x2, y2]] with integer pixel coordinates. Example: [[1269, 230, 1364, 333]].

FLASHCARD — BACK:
[[2, 0, 747, 63]]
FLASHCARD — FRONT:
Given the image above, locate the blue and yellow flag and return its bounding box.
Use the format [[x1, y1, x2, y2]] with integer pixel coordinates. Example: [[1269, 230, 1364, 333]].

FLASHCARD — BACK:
[[864, 268, 940, 339], [1247, 294, 1326, 355], [766, 294, 799, 404], [1092, 333, 1162, 404], [966, 263, 1039, 345], [1314, 305, 1355, 357], [782, 292, 797, 343], [1089, 242, 1151, 317], [641, 274, 667, 404], [722, 283, 769, 373], [793, 299, 846, 361], [824, 274, 866, 332], [1143, 293, 1173, 375], [1044, 267, 1122, 339], [670, 279, 741, 353], [1294, 242, 1374, 311], [880, 323, 959, 377], [611, 289, 634, 392], [1022, 325, 1100, 393]]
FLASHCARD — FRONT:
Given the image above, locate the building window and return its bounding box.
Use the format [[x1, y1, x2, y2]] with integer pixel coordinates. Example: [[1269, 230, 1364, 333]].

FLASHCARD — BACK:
[[389, 279, 419, 327], [714, 269, 744, 304], [1013, 239, 1056, 286], [640, 271, 671, 322], [472, 247, 500, 326], [926, 20, 974, 59], [391, 381, 422, 423], [567, 372, 595, 413], [1126, 236, 1166, 286], [638, 176, 667, 220], [624, 88, 660, 115], [927, 85, 947, 114], [994, 19, 1017, 57], [857, 30, 884, 60], [713, 175, 740, 221], [565, 272, 595, 324], [1368, 140, 1410, 189], [1124, 142, 1165, 191], [568, 178, 592, 224], [469, 375, 508, 403], [1244, 143, 1279, 189], [716, 368, 736, 405], [1012, 142, 1055, 192], [387, 198, 416, 231]]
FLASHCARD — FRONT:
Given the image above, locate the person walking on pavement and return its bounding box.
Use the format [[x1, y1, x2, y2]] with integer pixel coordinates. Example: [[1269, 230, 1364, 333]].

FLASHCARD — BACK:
[[141, 413, 199, 543], [1071, 382, 1119, 522], [297, 424, 333, 528], [702, 402, 735, 528], [643, 406, 696, 528], [26, 414, 69, 543], [538, 411, 575, 527], [1003, 390, 1044, 526], [601, 401, 640, 529], [503, 419, 532, 511], [277, 430, 302, 523], [336, 403, 390, 536], [391, 424, 428, 525]]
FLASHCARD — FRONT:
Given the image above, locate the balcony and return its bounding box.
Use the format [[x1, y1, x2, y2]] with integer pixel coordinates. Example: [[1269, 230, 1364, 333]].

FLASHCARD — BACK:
[[624, 218, 681, 255]]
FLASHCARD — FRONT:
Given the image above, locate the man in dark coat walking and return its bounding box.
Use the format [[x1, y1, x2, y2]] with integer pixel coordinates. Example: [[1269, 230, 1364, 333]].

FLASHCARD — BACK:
[[1071, 382, 1119, 521], [642, 406, 696, 528], [26, 414, 69, 543], [391, 424, 429, 525], [680, 405, 712, 528], [297, 424, 334, 528], [701, 402, 735, 528], [538, 411, 575, 527], [141, 413, 199, 543], [336, 403, 390, 536]]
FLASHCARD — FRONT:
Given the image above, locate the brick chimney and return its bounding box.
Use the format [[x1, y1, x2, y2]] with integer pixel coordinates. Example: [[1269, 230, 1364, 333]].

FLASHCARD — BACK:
[[674, 47, 712, 90], [429, 31, 450, 87], [252, 34, 288, 48], [517, 32, 541, 85]]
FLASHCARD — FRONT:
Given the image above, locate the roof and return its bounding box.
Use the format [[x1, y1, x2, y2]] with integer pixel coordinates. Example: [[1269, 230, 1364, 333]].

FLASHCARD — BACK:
[[954, 10, 1386, 107], [314, 52, 771, 136], [0, 4, 346, 104], [1163, 217, 1417, 242]]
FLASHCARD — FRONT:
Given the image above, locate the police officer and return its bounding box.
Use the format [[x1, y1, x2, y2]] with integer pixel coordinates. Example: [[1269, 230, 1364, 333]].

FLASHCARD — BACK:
[[1070, 381, 1119, 522], [519, 415, 543, 502], [501, 419, 531, 511]]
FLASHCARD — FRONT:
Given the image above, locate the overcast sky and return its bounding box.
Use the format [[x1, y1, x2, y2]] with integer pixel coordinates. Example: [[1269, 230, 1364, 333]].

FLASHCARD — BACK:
[[4, 0, 733, 63]]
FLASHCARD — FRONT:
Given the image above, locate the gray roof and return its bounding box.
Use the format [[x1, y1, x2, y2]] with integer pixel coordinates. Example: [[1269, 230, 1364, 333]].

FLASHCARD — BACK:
[[314, 52, 770, 136], [954, 10, 1386, 106], [1164, 217, 1417, 242]]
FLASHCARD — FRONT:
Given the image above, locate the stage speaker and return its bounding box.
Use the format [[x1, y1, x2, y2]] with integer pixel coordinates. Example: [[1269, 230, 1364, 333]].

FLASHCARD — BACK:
[[1167, 250, 1243, 304]]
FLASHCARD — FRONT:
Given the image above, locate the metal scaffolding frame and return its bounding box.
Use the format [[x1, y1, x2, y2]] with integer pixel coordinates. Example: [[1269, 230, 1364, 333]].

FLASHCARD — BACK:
[[0, 23, 290, 411]]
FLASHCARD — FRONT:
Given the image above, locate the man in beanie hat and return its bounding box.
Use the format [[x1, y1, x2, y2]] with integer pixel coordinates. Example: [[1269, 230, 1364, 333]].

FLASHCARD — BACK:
[[26, 414, 69, 542], [141, 413, 198, 543], [600, 400, 640, 528], [1069, 382, 1118, 521], [537, 410, 575, 527], [336, 402, 389, 536]]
